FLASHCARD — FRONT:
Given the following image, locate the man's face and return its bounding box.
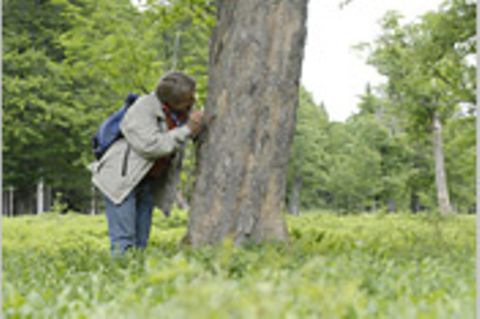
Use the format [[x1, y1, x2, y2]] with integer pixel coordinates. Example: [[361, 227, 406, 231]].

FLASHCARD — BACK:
[[171, 92, 196, 114]]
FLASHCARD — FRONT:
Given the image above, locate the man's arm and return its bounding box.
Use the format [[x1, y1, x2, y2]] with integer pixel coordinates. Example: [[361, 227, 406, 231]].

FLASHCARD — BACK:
[[120, 96, 191, 160]]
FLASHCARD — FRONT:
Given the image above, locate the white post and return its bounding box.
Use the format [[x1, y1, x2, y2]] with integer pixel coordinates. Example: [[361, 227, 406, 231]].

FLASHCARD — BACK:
[[37, 178, 44, 214]]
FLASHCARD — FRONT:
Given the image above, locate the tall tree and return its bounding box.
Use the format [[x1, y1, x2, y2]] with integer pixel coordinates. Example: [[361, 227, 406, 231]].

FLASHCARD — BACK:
[[3, 0, 89, 212], [444, 115, 475, 212], [185, 0, 308, 246], [354, 85, 419, 212], [365, 0, 475, 215], [287, 87, 329, 215]]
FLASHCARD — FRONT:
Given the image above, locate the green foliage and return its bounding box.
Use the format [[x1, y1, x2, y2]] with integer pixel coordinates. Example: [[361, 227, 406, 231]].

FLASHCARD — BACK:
[[364, 0, 474, 136], [4, 0, 475, 216], [444, 116, 476, 212], [289, 85, 416, 212], [3, 0, 215, 212], [325, 119, 383, 211], [288, 88, 329, 209], [3, 0, 94, 209], [352, 0, 476, 212], [3, 211, 475, 318]]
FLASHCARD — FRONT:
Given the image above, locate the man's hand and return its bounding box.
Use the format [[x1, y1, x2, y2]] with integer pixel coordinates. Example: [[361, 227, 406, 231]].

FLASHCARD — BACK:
[[188, 109, 204, 137]]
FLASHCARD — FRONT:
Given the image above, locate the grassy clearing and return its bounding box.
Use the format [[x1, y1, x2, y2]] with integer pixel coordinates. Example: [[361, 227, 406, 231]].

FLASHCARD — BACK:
[[3, 210, 475, 319]]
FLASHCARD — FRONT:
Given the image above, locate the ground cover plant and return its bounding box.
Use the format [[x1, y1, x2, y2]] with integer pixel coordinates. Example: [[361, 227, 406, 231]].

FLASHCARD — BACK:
[[3, 210, 475, 318]]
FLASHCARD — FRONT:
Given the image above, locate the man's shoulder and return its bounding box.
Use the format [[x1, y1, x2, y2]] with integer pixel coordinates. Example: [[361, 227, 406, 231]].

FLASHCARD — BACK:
[[133, 93, 165, 118]]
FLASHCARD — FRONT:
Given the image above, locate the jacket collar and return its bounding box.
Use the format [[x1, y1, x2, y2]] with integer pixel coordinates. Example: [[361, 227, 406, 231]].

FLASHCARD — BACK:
[[151, 92, 166, 119]]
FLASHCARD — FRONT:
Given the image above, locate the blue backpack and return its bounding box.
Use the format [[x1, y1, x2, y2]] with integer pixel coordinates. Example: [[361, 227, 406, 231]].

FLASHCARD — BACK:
[[92, 93, 139, 160]]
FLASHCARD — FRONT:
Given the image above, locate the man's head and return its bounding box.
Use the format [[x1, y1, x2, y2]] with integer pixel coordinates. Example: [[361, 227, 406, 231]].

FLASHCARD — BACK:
[[155, 72, 196, 114]]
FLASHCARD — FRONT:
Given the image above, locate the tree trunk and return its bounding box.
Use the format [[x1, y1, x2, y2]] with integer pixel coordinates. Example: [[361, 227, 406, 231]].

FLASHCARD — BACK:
[[2, 191, 7, 216], [8, 187, 14, 217], [432, 111, 452, 215], [45, 185, 52, 212], [288, 174, 302, 216], [7, 188, 12, 216], [387, 199, 396, 213], [175, 190, 190, 210], [410, 191, 420, 214], [185, 0, 308, 246]]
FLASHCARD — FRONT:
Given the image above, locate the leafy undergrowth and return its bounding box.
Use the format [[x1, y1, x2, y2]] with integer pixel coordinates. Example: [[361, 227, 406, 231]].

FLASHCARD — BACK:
[[3, 210, 475, 319]]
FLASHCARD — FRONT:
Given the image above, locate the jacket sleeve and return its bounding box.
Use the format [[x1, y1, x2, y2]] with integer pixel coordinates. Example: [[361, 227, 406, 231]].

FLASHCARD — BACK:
[[120, 96, 191, 160]]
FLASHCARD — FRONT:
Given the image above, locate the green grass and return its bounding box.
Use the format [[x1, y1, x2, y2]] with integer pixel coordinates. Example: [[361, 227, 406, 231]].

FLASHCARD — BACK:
[[3, 210, 475, 319]]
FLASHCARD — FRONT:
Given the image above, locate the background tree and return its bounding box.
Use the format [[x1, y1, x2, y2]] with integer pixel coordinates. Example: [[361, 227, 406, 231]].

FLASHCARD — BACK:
[[287, 87, 329, 215], [3, 0, 87, 212], [362, 0, 475, 215]]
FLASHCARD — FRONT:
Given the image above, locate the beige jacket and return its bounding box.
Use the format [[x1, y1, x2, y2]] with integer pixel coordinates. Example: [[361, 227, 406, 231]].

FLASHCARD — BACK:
[[89, 93, 191, 211]]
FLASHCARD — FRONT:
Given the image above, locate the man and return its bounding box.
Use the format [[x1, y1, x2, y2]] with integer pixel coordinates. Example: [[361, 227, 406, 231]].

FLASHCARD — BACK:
[[90, 72, 204, 255]]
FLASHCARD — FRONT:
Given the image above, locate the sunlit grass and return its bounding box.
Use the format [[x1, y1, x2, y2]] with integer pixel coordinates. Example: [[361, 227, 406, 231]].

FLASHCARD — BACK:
[[3, 210, 475, 318]]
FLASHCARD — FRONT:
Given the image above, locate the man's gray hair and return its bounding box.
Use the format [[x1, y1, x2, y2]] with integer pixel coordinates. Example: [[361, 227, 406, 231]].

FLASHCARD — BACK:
[[155, 71, 196, 106]]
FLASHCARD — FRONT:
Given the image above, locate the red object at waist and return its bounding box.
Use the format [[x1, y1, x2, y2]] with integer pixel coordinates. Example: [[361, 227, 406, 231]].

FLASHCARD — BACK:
[[147, 156, 174, 178], [147, 104, 187, 178]]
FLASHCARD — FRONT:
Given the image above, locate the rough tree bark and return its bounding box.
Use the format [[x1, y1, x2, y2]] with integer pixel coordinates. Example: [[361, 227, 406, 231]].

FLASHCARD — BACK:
[[185, 0, 308, 246], [432, 111, 452, 215]]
